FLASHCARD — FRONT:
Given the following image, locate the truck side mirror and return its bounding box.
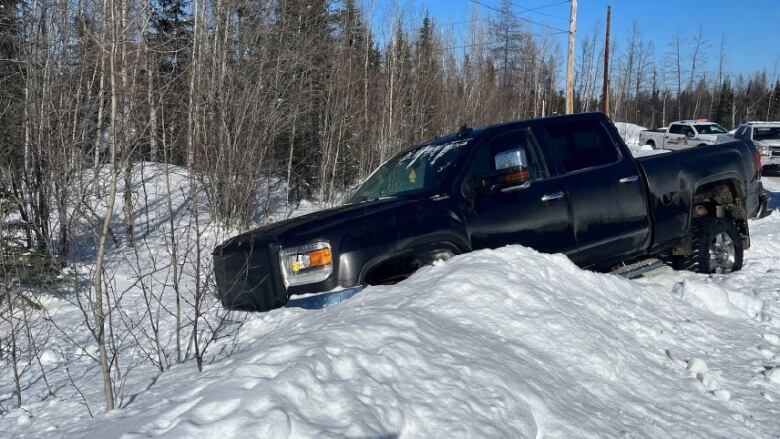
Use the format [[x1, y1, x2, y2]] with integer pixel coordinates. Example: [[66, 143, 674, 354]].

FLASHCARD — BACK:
[[465, 148, 533, 199], [495, 149, 528, 171], [685, 131, 695, 138]]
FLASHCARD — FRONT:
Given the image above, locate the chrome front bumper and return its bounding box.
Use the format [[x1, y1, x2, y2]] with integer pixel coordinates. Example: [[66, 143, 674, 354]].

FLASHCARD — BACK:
[[762, 155, 780, 167]]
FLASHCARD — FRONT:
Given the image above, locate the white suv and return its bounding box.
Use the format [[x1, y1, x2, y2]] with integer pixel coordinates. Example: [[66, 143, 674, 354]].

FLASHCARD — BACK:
[[733, 122, 780, 170]]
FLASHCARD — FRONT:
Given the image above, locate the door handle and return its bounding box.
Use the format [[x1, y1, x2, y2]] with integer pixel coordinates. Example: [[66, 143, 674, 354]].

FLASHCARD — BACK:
[[541, 191, 565, 202], [619, 175, 639, 184]]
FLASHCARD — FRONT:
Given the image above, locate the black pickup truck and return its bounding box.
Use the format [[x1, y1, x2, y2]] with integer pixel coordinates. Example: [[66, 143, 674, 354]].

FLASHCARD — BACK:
[[213, 113, 768, 312]]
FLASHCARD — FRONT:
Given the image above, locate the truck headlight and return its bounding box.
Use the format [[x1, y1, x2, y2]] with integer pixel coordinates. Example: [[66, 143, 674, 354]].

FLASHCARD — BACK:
[[760, 145, 771, 156], [279, 242, 333, 287]]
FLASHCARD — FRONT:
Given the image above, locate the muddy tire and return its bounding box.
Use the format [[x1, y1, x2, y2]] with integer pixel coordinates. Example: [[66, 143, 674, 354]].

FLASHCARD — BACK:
[[676, 217, 743, 274]]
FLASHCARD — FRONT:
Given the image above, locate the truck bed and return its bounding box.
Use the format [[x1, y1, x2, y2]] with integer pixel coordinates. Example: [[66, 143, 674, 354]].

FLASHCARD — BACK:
[[634, 140, 759, 253]]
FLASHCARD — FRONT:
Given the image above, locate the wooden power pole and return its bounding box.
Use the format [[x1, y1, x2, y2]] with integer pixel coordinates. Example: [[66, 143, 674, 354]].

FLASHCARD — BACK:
[[601, 5, 612, 115], [565, 0, 577, 114]]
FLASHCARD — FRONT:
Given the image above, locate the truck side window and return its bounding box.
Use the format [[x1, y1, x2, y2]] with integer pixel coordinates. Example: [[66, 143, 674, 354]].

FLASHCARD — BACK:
[[681, 125, 695, 137], [669, 124, 683, 135], [466, 130, 545, 185], [546, 121, 619, 173]]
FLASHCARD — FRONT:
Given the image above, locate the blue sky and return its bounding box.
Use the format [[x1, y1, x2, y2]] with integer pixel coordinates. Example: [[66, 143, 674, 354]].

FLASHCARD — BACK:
[[364, 0, 780, 79]]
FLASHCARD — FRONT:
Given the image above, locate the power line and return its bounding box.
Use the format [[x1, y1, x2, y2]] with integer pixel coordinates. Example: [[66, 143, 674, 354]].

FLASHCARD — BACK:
[[512, 0, 570, 21], [432, 32, 565, 53], [432, 40, 506, 52], [436, 17, 493, 28], [469, 0, 502, 13], [469, 0, 570, 34]]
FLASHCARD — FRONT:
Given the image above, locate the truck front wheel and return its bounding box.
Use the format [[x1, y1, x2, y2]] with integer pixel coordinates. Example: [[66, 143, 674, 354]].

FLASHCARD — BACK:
[[679, 217, 743, 274]]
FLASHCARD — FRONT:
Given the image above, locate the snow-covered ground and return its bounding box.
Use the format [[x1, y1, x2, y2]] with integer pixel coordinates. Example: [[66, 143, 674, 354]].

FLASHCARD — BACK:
[[764, 174, 780, 210], [2, 165, 780, 438], [615, 122, 670, 158], [615, 122, 646, 147]]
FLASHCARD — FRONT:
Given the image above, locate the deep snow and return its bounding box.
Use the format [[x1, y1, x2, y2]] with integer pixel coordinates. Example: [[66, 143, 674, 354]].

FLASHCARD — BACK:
[[80, 227, 780, 438], [615, 122, 670, 158], [1, 166, 780, 438], [614, 122, 647, 147]]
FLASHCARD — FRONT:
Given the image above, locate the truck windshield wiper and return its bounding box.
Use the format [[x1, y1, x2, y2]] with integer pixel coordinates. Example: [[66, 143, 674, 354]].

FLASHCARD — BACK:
[[361, 196, 397, 203]]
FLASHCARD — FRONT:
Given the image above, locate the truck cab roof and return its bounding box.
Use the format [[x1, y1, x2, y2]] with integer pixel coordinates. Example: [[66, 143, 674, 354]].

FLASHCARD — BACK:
[[672, 120, 718, 125], [743, 121, 780, 126]]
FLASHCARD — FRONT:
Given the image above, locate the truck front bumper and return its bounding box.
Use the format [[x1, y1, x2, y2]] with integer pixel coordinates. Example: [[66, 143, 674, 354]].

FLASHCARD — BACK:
[[761, 155, 780, 167], [286, 287, 364, 309]]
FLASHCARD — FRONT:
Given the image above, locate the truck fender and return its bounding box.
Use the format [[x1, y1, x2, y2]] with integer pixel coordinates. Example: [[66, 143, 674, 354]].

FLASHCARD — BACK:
[[687, 177, 749, 248], [358, 239, 468, 285]]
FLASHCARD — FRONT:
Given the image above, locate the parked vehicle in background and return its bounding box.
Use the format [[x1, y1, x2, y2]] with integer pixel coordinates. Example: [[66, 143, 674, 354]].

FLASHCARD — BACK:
[[733, 122, 780, 171], [639, 120, 731, 150], [213, 113, 767, 313]]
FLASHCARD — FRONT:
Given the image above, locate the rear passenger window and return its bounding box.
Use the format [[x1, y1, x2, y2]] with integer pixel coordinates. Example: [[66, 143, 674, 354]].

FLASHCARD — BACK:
[[546, 122, 619, 173], [669, 124, 683, 134]]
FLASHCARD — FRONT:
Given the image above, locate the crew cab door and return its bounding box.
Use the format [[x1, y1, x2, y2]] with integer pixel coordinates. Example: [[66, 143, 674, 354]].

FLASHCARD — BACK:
[[666, 123, 693, 150], [540, 119, 651, 267], [461, 128, 576, 254]]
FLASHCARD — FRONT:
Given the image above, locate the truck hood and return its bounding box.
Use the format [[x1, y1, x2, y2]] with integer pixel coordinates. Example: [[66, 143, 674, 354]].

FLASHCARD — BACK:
[[697, 134, 720, 141], [755, 140, 780, 147], [716, 134, 735, 143], [214, 197, 426, 252]]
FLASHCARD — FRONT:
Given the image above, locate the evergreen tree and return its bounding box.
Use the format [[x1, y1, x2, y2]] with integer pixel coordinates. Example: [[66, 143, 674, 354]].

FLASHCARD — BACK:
[[412, 15, 443, 140], [770, 80, 780, 120], [0, 0, 23, 167], [151, 0, 192, 164], [152, 0, 192, 73], [273, 0, 330, 202]]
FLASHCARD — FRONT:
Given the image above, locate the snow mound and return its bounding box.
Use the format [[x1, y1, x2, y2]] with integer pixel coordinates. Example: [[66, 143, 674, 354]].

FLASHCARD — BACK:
[[3, 164, 780, 438], [75, 242, 780, 438], [614, 122, 647, 147], [614, 122, 669, 157]]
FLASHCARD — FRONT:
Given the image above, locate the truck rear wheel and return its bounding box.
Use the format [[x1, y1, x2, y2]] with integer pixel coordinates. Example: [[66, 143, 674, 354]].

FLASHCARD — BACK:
[[678, 217, 743, 274]]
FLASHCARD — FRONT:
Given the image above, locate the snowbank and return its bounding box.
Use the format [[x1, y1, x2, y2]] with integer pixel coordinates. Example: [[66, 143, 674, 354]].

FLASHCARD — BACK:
[[614, 122, 647, 147], [2, 164, 780, 438], [76, 217, 780, 438], [614, 122, 670, 158]]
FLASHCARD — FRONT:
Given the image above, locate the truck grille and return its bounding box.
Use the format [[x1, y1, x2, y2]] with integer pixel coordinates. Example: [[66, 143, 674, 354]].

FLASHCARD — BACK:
[[772, 147, 780, 157], [213, 242, 287, 311]]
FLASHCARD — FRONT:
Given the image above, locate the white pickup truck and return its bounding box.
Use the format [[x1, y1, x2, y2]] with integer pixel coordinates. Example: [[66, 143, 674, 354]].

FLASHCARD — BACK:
[[638, 120, 731, 150], [733, 121, 780, 170]]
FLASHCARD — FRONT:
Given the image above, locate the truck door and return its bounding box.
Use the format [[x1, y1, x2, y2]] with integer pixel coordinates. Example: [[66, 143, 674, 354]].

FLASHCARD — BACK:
[[461, 128, 577, 255], [541, 119, 651, 267], [666, 124, 694, 150], [664, 123, 685, 149]]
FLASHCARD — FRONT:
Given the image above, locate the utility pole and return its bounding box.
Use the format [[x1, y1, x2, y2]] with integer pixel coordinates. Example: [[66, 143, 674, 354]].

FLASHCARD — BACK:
[[565, 0, 577, 114], [601, 5, 611, 116]]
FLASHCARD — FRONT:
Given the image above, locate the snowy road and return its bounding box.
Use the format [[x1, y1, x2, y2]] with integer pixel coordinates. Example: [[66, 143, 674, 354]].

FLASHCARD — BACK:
[[764, 175, 780, 210]]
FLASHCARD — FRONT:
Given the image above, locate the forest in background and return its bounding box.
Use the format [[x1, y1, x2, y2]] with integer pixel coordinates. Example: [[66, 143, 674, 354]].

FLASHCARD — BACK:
[[1, 0, 780, 411], [1, 0, 779, 234]]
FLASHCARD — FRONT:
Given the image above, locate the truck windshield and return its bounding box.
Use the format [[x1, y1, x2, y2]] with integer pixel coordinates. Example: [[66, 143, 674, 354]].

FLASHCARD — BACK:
[[694, 124, 728, 134], [753, 127, 780, 141], [347, 139, 469, 204]]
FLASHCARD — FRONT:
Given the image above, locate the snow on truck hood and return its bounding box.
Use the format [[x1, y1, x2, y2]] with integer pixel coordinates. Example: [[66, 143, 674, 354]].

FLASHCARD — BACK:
[[72, 213, 780, 439]]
